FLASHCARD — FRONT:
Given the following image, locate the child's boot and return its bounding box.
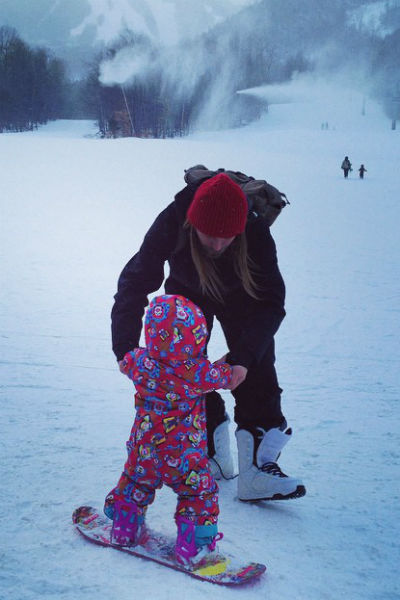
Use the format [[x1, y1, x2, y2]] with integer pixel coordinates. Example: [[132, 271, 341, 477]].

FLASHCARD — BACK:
[[175, 516, 225, 571], [109, 500, 146, 546]]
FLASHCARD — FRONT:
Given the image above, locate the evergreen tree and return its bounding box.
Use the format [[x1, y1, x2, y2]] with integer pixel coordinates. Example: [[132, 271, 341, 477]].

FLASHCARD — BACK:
[[0, 26, 70, 132]]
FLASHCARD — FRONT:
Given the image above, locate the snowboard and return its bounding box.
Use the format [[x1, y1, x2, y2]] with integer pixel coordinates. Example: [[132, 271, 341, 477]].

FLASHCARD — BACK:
[[72, 506, 266, 586]]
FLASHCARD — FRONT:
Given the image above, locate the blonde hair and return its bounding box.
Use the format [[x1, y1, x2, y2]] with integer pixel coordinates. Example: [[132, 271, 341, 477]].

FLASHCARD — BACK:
[[185, 221, 261, 303]]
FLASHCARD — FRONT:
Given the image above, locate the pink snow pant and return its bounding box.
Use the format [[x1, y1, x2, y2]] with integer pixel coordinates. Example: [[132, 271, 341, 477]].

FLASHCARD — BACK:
[[106, 398, 219, 526]]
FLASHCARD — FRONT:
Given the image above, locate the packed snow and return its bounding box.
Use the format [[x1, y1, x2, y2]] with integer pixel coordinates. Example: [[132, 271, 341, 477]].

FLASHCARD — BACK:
[[1, 83, 399, 600]]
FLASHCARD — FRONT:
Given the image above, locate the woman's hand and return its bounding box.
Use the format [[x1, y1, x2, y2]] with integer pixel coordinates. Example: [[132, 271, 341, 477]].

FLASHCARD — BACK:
[[213, 356, 248, 390], [118, 359, 129, 375], [226, 365, 248, 390]]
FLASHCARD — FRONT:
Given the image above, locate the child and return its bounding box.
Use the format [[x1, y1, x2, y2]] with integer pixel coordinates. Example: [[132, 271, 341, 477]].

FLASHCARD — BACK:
[[358, 164, 367, 179], [104, 294, 232, 569]]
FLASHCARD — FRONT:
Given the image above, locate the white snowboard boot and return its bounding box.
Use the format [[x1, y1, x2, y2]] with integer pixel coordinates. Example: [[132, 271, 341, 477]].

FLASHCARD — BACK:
[[209, 418, 236, 480], [236, 427, 305, 501]]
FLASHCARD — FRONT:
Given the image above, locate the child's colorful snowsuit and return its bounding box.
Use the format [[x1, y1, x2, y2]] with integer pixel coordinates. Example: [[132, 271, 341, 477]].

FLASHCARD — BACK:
[[105, 295, 232, 528]]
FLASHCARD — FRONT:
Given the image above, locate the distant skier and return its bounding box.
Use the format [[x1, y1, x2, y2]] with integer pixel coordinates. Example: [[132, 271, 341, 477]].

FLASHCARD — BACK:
[[341, 156, 352, 178], [358, 164, 367, 179]]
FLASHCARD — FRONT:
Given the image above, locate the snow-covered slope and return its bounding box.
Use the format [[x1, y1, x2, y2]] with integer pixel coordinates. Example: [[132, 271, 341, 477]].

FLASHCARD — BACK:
[[1, 86, 399, 600]]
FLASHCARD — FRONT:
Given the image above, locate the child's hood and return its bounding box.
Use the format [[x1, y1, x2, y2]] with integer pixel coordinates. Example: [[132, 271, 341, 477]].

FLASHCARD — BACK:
[[144, 295, 208, 362]]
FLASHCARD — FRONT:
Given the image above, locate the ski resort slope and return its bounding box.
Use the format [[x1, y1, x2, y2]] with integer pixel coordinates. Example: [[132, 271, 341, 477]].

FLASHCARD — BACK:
[[1, 84, 399, 600]]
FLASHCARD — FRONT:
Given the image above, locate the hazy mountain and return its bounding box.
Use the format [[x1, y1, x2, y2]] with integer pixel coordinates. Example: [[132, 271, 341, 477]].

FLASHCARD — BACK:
[[1, 0, 398, 80], [0, 0, 92, 77], [0, 0, 255, 77]]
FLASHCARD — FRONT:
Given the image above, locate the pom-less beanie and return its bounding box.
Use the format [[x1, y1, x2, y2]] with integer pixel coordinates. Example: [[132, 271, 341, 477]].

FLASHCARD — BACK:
[[187, 173, 248, 238]]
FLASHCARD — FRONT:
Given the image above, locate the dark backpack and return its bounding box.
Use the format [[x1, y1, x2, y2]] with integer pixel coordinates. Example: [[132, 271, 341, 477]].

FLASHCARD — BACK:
[[184, 165, 289, 226]]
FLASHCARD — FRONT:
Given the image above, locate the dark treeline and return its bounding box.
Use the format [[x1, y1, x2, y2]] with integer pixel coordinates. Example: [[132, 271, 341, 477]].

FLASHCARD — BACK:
[[0, 26, 95, 133], [89, 53, 268, 139], [0, 26, 68, 132], [86, 29, 280, 139], [85, 30, 267, 139]]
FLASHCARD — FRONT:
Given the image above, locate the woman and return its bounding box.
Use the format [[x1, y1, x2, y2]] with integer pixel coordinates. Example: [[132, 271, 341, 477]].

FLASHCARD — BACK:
[[111, 172, 305, 501]]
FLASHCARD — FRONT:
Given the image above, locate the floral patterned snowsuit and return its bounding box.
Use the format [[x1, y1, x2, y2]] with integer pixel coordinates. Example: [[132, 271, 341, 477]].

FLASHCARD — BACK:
[[105, 295, 232, 526]]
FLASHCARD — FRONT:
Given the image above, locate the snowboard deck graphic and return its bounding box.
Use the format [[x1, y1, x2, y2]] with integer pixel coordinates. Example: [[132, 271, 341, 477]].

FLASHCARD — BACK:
[[72, 506, 266, 586]]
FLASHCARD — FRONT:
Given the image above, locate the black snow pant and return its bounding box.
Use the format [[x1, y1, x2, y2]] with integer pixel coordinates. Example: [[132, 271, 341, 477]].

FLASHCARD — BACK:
[[202, 310, 285, 455]]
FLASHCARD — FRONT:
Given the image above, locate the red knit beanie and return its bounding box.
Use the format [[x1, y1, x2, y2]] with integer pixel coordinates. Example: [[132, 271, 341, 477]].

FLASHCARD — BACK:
[[187, 173, 248, 238]]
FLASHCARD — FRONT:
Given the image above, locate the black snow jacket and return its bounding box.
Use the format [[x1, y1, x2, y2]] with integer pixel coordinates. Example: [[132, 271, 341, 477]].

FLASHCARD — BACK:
[[111, 185, 286, 368]]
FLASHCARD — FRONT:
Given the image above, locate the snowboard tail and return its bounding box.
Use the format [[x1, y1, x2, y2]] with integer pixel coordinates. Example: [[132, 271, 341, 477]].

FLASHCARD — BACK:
[[72, 506, 266, 586]]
